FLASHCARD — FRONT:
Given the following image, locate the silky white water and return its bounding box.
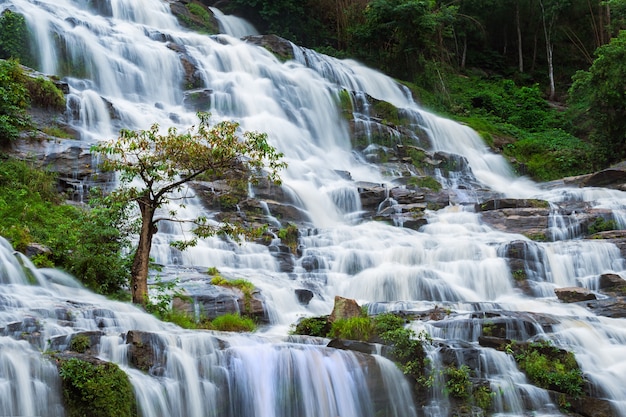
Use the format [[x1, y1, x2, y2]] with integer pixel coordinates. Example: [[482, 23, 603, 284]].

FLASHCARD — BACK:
[[2, 0, 626, 415]]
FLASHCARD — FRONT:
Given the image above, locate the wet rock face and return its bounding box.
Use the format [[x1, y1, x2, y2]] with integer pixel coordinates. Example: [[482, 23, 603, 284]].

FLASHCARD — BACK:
[[294, 288, 313, 305], [555, 287, 597, 303], [243, 34, 294, 61], [174, 286, 269, 324], [126, 330, 165, 374], [598, 273, 626, 296]]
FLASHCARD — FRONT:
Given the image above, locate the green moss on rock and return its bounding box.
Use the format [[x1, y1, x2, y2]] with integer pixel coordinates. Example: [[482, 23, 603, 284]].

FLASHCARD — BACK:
[[58, 356, 137, 417]]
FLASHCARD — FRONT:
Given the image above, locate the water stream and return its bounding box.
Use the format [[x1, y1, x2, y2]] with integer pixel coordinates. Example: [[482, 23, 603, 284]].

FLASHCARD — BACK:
[[2, 0, 626, 416]]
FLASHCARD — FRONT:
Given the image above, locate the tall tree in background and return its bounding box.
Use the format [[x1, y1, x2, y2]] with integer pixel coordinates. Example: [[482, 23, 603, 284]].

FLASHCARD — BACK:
[[92, 113, 285, 306], [539, 0, 570, 100]]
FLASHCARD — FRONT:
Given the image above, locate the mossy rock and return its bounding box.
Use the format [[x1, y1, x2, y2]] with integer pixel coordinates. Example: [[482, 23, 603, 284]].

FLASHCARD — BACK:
[[56, 354, 137, 417], [170, 1, 218, 34]]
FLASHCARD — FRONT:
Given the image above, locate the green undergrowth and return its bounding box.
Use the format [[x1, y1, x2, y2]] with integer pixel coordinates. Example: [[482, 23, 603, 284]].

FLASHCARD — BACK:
[[405, 72, 598, 181]]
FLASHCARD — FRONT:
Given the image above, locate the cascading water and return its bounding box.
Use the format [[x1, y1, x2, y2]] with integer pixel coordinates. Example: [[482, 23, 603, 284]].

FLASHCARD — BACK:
[[3, 0, 626, 416]]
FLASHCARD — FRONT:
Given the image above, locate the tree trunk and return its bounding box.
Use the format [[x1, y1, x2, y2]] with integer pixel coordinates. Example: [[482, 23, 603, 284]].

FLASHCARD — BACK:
[[130, 194, 157, 306], [546, 42, 555, 101], [461, 35, 467, 70], [539, 0, 556, 101]]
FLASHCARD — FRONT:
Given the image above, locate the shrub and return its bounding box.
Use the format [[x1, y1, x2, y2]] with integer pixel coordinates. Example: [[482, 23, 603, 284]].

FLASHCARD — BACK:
[[473, 385, 494, 411], [512, 340, 584, 397], [58, 357, 137, 417], [293, 316, 329, 337], [445, 365, 472, 400], [587, 217, 617, 235], [68, 334, 91, 353], [329, 317, 374, 341], [373, 312, 406, 334]]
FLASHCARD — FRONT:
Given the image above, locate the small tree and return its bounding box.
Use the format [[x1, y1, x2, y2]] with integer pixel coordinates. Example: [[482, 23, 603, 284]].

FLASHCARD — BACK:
[[92, 113, 285, 306]]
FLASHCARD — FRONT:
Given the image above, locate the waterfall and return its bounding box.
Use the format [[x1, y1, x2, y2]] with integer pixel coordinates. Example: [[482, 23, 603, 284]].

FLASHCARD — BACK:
[[3, 0, 626, 416]]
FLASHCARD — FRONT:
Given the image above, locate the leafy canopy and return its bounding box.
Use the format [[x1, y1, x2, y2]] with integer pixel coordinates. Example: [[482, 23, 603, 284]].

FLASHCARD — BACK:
[[92, 112, 285, 237]]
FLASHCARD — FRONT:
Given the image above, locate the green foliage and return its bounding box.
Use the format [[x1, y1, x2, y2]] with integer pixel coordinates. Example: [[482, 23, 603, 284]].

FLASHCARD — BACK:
[[587, 216, 618, 235], [0, 59, 66, 145], [0, 158, 131, 296], [210, 275, 254, 292], [68, 334, 91, 353], [338, 89, 353, 120], [25, 76, 66, 110], [40, 124, 74, 139], [277, 223, 299, 254], [569, 31, 626, 164], [503, 129, 595, 181], [92, 112, 285, 304], [210, 313, 256, 332], [0, 10, 33, 66], [58, 357, 136, 417], [159, 308, 200, 329], [92, 112, 285, 241], [350, 0, 457, 79], [473, 385, 494, 410], [512, 340, 584, 398], [406, 147, 427, 167], [373, 312, 406, 334], [145, 277, 183, 317], [293, 316, 329, 337], [372, 100, 402, 126], [0, 59, 31, 144], [441, 76, 559, 132], [329, 317, 374, 341], [445, 365, 472, 400], [66, 192, 133, 297]]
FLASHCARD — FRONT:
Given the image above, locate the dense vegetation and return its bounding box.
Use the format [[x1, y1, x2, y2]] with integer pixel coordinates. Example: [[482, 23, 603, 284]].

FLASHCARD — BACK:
[[0, 157, 131, 297]]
